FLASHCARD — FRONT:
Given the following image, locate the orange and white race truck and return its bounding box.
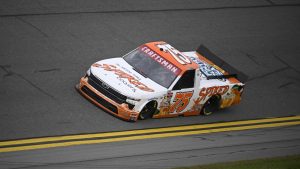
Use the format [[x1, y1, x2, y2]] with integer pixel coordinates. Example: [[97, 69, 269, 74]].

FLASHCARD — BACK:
[[76, 41, 247, 122]]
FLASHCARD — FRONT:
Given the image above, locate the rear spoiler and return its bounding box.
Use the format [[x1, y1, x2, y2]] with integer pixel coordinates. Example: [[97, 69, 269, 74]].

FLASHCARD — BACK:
[[196, 45, 248, 83]]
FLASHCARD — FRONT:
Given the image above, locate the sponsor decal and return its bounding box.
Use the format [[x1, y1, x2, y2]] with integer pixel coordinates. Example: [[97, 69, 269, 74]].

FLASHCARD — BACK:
[[92, 63, 101, 67], [140, 46, 181, 75], [159, 91, 193, 114], [98, 64, 154, 92], [182, 86, 229, 114], [116, 77, 137, 93], [189, 56, 224, 78], [221, 85, 243, 108], [156, 43, 191, 65], [160, 92, 172, 106], [116, 63, 142, 81], [159, 92, 173, 115], [198, 85, 229, 102]]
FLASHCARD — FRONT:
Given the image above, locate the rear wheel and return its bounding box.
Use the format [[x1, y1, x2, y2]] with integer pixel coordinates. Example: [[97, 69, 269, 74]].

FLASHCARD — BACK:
[[202, 95, 221, 116], [139, 101, 157, 120]]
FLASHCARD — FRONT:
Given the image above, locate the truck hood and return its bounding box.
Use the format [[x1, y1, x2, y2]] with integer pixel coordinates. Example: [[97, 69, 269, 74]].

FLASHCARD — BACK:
[[90, 58, 167, 100]]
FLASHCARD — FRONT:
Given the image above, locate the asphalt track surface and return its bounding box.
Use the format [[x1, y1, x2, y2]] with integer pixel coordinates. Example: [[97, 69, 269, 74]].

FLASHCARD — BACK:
[[0, 0, 300, 168]]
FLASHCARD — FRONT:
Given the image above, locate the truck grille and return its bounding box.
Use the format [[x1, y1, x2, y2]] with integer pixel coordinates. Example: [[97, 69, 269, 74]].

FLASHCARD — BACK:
[[87, 73, 134, 109], [81, 86, 118, 113]]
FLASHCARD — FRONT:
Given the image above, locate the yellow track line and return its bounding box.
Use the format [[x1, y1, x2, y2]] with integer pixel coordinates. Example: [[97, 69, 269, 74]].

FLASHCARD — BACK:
[[0, 120, 300, 153], [1, 115, 300, 147]]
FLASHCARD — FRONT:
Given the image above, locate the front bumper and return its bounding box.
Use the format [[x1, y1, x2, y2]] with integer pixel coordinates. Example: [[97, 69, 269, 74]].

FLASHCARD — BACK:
[[76, 76, 139, 122]]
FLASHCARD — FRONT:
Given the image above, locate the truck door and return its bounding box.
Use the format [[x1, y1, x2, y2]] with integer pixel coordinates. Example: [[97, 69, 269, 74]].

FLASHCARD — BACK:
[[169, 69, 197, 114]]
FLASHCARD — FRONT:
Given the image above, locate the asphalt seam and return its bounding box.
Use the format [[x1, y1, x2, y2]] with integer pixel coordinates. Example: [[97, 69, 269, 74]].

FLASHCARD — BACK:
[[0, 65, 55, 99], [15, 16, 49, 38], [248, 67, 289, 82], [265, 0, 276, 5], [0, 4, 299, 18]]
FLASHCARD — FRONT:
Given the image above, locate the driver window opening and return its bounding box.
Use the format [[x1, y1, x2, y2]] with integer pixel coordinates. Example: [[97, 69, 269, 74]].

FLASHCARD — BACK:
[[173, 69, 195, 90]]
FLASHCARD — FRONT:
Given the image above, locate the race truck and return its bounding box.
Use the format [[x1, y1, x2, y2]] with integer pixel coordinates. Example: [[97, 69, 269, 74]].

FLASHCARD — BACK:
[[76, 41, 247, 122]]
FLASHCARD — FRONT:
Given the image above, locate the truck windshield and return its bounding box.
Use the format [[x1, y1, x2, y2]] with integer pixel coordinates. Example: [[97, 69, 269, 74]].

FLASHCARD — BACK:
[[123, 46, 181, 88]]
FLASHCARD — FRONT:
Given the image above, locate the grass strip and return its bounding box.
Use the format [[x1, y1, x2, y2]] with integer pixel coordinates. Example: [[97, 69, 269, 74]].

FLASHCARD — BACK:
[[174, 155, 300, 169]]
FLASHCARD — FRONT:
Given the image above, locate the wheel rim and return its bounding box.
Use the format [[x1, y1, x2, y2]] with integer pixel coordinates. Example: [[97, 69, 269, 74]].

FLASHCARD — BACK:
[[140, 109, 150, 119], [203, 101, 213, 115], [202, 96, 220, 116], [203, 110, 213, 115]]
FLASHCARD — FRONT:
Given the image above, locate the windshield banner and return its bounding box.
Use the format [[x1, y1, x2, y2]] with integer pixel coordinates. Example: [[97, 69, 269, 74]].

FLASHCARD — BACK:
[[140, 45, 182, 75]]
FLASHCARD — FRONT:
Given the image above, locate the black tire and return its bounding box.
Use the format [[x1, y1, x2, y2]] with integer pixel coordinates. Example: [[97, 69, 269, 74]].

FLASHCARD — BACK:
[[202, 95, 221, 116], [139, 101, 157, 120]]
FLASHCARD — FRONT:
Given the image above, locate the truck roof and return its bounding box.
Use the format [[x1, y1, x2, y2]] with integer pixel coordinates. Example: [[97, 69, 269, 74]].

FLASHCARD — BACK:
[[145, 41, 247, 84], [145, 41, 198, 75]]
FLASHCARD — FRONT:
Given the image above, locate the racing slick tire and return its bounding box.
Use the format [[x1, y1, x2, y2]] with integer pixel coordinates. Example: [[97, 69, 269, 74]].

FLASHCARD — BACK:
[[202, 95, 221, 116], [139, 101, 157, 120]]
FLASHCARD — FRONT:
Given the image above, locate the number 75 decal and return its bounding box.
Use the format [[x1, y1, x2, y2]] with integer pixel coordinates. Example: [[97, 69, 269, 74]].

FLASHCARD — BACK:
[[170, 91, 193, 113], [157, 43, 191, 65]]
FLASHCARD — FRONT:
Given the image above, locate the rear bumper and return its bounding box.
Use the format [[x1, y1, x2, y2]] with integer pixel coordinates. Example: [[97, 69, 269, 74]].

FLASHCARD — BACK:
[[76, 77, 139, 122]]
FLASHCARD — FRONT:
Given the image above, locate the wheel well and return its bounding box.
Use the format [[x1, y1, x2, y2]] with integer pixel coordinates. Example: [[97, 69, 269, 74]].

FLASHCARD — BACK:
[[145, 100, 158, 110], [201, 94, 221, 112], [208, 94, 221, 107], [138, 100, 158, 120]]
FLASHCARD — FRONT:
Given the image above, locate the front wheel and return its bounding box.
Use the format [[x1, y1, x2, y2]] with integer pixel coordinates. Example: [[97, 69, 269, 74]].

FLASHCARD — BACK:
[[202, 95, 221, 116], [139, 101, 157, 120]]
